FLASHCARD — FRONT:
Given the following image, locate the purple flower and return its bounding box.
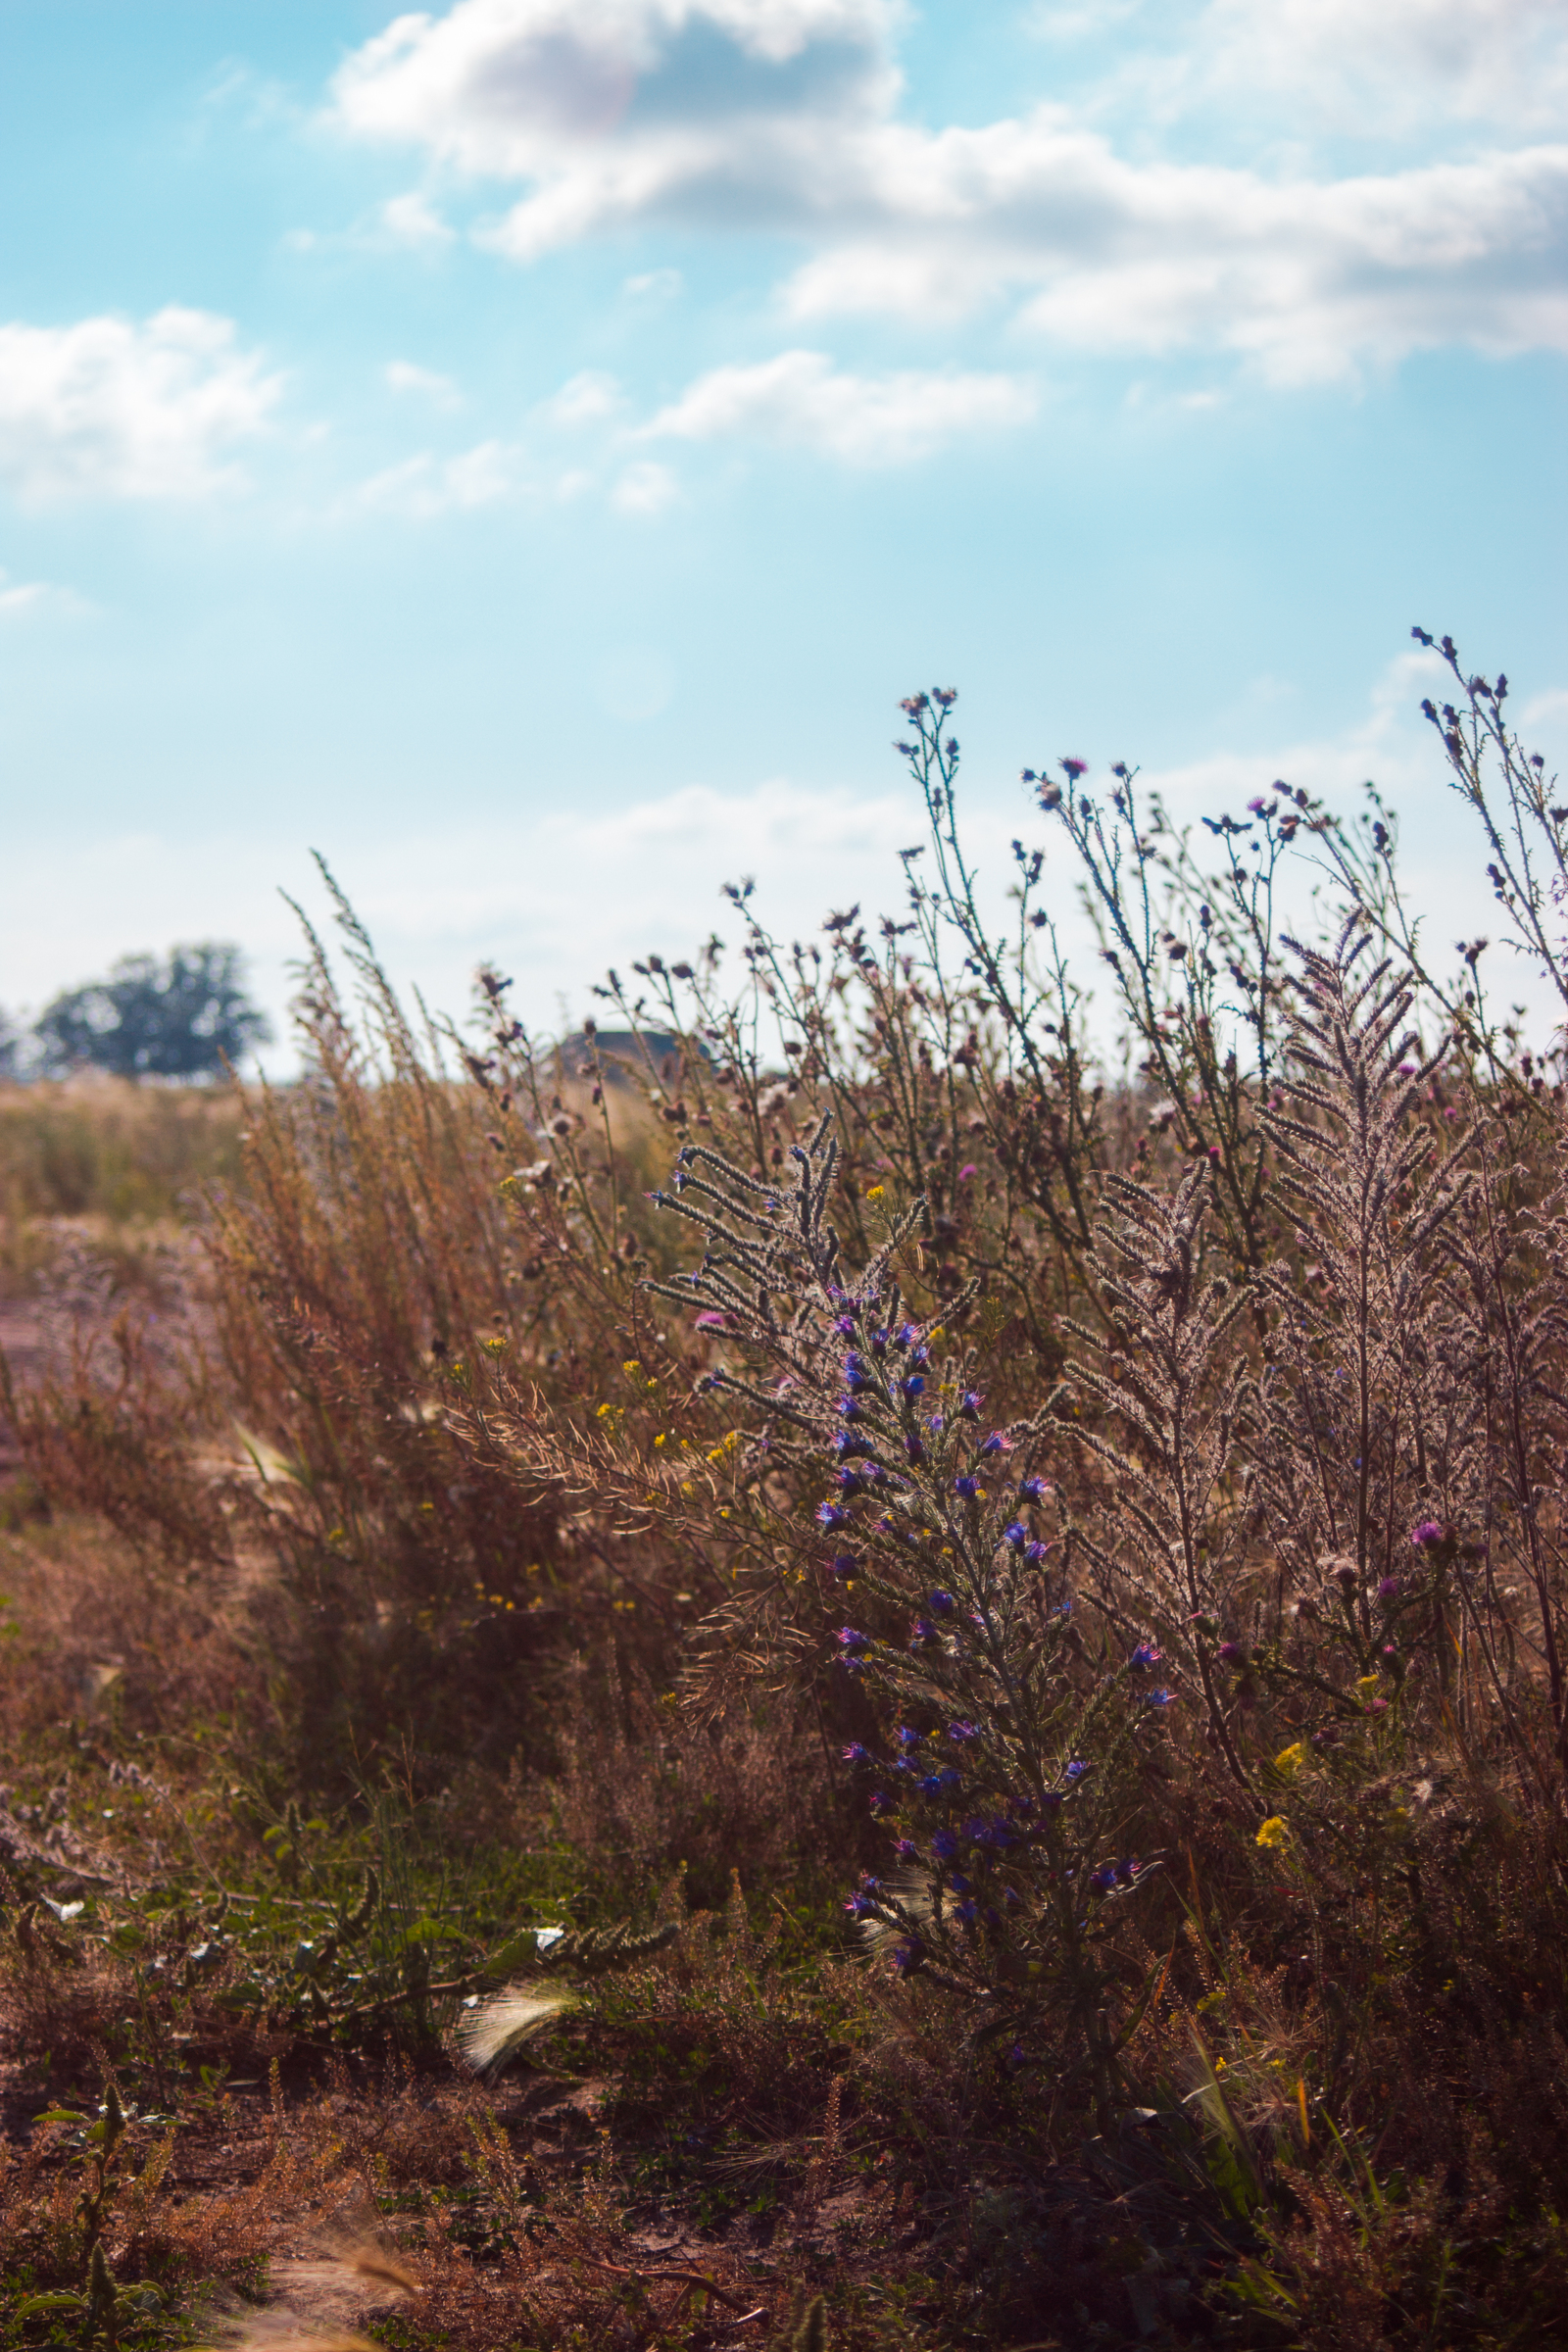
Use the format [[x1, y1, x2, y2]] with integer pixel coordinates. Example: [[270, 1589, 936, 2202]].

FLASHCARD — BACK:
[[842, 1741, 872, 1766], [1378, 1576, 1401, 1599], [897, 1724, 922, 1747], [949, 1720, 980, 1744], [1061, 757, 1088, 780], [845, 1357, 871, 1395], [834, 1432, 869, 1460], [837, 1626, 869, 1650], [844, 1892, 877, 1919], [892, 1941, 923, 1977], [898, 1323, 920, 1348], [816, 1503, 849, 1530], [1003, 1520, 1028, 1549], [958, 1163, 977, 1183], [978, 1431, 1005, 1457], [835, 1469, 864, 1494], [1025, 1542, 1051, 1564], [919, 1773, 946, 1797], [894, 1838, 918, 1859], [1130, 1642, 1162, 1671], [868, 1789, 895, 1815], [1143, 1687, 1175, 1708], [833, 1314, 858, 1339], [694, 1309, 728, 1331], [908, 1618, 938, 1647], [936, 1766, 962, 1791], [838, 1396, 864, 1423], [1065, 1759, 1092, 1781], [1088, 1866, 1115, 1895], [927, 1411, 945, 1435], [1018, 1476, 1048, 1502], [931, 1829, 961, 1861], [928, 1589, 956, 1616], [830, 1552, 858, 1580], [957, 1392, 983, 1420], [947, 1872, 972, 1895], [871, 1329, 891, 1356], [1411, 1520, 1445, 1547], [905, 1433, 925, 1463], [900, 1374, 925, 1398], [1217, 1641, 1245, 1665], [952, 1897, 979, 1925], [954, 1474, 980, 1498]]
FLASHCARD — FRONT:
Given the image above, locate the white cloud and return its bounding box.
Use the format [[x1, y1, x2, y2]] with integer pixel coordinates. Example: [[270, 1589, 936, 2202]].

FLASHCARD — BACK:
[[639, 349, 1037, 461], [543, 369, 625, 425], [0, 569, 49, 616], [381, 189, 458, 246], [0, 308, 281, 502], [331, 0, 1568, 379], [357, 437, 521, 514], [611, 459, 679, 514], [386, 358, 465, 407]]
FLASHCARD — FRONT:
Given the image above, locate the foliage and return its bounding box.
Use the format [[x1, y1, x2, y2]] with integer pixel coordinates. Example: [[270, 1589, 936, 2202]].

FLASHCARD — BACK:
[[5, 630, 1568, 2347], [34, 946, 270, 1083]]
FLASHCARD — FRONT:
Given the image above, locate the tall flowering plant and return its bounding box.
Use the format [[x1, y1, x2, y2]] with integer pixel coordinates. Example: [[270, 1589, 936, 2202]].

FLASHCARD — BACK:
[[649, 1119, 1169, 2130]]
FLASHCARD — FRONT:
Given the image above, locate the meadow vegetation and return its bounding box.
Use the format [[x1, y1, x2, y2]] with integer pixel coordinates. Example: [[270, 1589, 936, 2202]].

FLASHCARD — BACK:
[[3, 633, 1568, 2348]]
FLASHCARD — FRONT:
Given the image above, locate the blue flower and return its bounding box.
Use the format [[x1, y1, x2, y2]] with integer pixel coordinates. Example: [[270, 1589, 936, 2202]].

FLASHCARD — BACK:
[[830, 1552, 858, 1580], [957, 1392, 984, 1420], [1025, 1542, 1051, 1564], [928, 1589, 956, 1616], [1018, 1476, 1048, 1502], [868, 1789, 895, 1816], [892, 1941, 924, 1977], [908, 1617, 938, 1648], [844, 1892, 877, 1919], [952, 1898, 979, 1926], [816, 1503, 849, 1529], [1129, 1642, 1162, 1671], [833, 1314, 858, 1339], [919, 1773, 946, 1797], [927, 1410, 946, 1435], [1142, 1687, 1175, 1708], [978, 1431, 1004, 1456], [898, 1323, 921, 1348], [1065, 1759, 1092, 1780], [949, 1721, 980, 1745], [900, 1374, 925, 1399], [838, 1396, 865, 1423], [947, 1872, 972, 1895], [842, 1741, 872, 1766], [871, 1329, 891, 1355], [954, 1474, 980, 1499], [931, 1829, 961, 1861], [837, 1627, 869, 1650], [1003, 1521, 1028, 1549], [836, 1468, 865, 1494], [897, 1725, 923, 1747], [936, 1766, 962, 1791], [894, 1838, 918, 1859]]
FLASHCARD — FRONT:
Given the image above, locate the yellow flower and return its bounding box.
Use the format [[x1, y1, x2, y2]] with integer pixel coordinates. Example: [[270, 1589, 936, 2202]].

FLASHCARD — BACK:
[[1273, 1741, 1305, 1777], [866, 1184, 885, 1200], [1256, 1816, 1290, 1849]]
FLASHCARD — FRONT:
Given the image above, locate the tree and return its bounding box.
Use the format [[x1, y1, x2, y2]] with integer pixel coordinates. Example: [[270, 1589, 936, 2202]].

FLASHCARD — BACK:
[[34, 943, 271, 1080]]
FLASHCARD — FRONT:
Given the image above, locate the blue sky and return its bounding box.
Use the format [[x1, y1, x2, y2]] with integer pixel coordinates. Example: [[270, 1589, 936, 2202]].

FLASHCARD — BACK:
[[2, 0, 1565, 1062]]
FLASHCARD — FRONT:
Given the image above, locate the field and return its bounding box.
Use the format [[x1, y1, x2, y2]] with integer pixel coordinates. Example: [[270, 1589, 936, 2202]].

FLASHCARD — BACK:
[[5, 658, 1568, 2352]]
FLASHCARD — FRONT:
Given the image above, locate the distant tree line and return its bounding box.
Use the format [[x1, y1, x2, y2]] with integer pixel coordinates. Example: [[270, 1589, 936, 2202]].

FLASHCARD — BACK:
[[0, 943, 270, 1082]]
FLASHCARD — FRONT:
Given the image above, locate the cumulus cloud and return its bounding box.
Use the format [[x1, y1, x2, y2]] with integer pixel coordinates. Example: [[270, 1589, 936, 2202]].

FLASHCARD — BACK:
[[638, 349, 1036, 461], [357, 438, 520, 514], [331, 0, 1568, 378], [611, 459, 679, 514], [380, 189, 458, 245], [386, 358, 465, 407], [0, 308, 281, 502]]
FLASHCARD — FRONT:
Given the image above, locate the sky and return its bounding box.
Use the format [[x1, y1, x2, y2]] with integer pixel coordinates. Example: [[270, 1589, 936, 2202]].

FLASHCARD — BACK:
[[1, 0, 1565, 1066]]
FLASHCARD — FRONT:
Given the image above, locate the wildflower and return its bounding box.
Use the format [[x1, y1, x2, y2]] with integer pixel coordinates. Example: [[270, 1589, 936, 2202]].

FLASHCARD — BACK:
[[949, 1720, 980, 1744], [936, 1767, 962, 1791], [837, 1627, 869, 1651], [1018, 1476, 1048, 1502], [894, 1838, 918, 1859], [897, 1725, 922, 1747], [948, 1872, 972, 1894], [931, 1829, 961, 1861], [954, 1474, 980, 1499], [1142, 1688, 1175, 1708], [871, 1328, 891, 1354], [1255, 1816, 1289, 1849], [952, 1898, 979, 1925], [905, 1433, 925, 1463], [1002, 1520, 1028, 1549], [958, 1162, 977, 1182], [900, 1374, 925, 1399], [908, 1617, 938, 1647], [957, 1392, 984, 1420], [1060, 757, 1088, 779], [919, 1773, 946, 1797], [1217, 1641, 1246, 1665], [844, 1891, 878, 1919], [978, 1431, 1005, 1456], [1273, 1742, 1305, 1777], [833, 1314, 857, 1339], [1411, 1520, 1445, 1547], [842, 1742, 872, 1766], [1025, 1542, 1051, 1564], [816, 1503, 849, 1530], [830, 1552, 858, 1580], [1129, 1642, 1162, 1671], [844, 1354, 871, 1394], [1378, 1576, 1401, 1599], [928, 1589, 956, 1615], [838, 1396, 864, 1423], [1065, 1759, 1092, 1781], [869, 1789, 895, 1815], [898, 1323, 921, 1348], [1087, 1867, 1115, 1895], [694, 1309, 728, 1331], [835, 1468, 864, 1493], [892, 1941, 924, 1977]]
